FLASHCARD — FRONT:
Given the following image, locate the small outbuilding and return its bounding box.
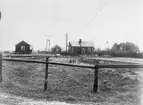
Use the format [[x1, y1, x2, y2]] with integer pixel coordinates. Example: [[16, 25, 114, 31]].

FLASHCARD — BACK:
[[15, 40, 32, 54], [51, 44, 62, 54]]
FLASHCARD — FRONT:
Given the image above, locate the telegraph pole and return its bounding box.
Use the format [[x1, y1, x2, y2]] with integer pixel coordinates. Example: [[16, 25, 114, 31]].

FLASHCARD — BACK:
[[46, 38, 48, 53], [45, 35, 48, 53], [65, 33, 68, 52], [48, 35, 52, 52], [45, 35, 51, 53], [0, 11, 1, 20]]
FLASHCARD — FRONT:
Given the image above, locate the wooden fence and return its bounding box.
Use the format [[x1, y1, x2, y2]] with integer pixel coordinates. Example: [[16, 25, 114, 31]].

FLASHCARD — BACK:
[[1, 54, 143, 93]]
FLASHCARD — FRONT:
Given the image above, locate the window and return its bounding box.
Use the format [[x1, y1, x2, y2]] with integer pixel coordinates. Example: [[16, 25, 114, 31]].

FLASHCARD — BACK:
[[21, 46, 25, 51]]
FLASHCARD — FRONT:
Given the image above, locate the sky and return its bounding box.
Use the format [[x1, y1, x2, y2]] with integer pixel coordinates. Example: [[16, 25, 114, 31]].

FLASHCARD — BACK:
[[0, 0, 143, 51]]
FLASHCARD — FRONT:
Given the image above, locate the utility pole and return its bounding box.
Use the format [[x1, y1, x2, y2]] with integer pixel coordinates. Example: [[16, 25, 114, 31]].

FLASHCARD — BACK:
[[45, 35, 52, 53], [45, 35, 48, 53], [105, 41, 109, 55], [46, 38, 48, 53], [65, 33, 68, 52], [48, 35, 52, 52], [0, 11, 1, 20]]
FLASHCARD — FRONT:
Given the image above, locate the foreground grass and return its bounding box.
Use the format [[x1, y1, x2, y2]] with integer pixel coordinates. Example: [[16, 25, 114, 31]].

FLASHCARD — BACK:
[[0, 59, 140, 105]]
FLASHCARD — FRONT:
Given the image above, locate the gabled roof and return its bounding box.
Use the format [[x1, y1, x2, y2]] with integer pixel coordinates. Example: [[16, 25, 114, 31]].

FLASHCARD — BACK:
[[15, 40, 30, 46], [51, 44, 61, 49], [69, 41, 94, 47]]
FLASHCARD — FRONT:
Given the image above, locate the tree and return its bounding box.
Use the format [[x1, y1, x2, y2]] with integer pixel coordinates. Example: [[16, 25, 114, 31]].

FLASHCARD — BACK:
[[111, 42, 140, 53], [111, 43, 120, 52], [124, 42, 139, 52]]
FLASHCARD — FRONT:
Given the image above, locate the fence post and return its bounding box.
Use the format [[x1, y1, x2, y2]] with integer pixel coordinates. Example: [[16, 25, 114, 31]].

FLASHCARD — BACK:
[[0, 54, 2, 82], [93, 60, 99, 93], [44, 57, 49, 91]]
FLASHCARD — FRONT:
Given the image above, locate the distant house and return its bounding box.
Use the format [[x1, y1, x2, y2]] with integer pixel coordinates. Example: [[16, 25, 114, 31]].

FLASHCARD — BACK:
[[51, 44, 62, 54], [68, 39, 94, 54], [15, 40, 32, 54]]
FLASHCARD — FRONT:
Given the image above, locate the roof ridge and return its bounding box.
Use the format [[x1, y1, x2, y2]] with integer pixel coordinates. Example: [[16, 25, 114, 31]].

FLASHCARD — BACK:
[[16, 40, 30, 46]]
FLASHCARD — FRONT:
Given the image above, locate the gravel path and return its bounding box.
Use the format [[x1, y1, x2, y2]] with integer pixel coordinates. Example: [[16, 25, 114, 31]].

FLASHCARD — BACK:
[[0, 91, 82, 105], [95, 57, 143, 64], [0, 92, 104, 105]]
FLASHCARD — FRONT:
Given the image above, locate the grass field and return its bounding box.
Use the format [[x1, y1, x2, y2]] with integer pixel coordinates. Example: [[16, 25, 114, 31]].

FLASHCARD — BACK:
[[0, 57, 141, 105]]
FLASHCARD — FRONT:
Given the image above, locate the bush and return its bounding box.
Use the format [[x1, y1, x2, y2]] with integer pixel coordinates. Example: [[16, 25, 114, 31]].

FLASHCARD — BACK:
[[110, 51, 143, 58], [60, 52, 78, 56]]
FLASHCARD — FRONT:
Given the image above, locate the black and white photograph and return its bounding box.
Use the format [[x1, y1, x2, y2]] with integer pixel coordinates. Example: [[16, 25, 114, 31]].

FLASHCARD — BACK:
[[0, 0, 143, 105]]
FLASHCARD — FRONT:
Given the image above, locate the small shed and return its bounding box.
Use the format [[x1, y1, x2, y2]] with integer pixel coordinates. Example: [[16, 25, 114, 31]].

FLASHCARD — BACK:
[[51, 44, 62, 54], [15, 40, 32, 54]]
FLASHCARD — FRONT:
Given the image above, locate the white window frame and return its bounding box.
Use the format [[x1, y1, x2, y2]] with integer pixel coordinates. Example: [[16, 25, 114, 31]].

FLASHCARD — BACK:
[[21, 46, 25, 51]]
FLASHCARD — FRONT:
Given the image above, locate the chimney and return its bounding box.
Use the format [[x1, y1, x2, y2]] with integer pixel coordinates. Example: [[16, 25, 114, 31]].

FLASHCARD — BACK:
[[79, 39, 82, 46]]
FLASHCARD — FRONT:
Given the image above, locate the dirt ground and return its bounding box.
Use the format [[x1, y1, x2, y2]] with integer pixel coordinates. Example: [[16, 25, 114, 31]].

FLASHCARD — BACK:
[[0, 56, 142, 105], [135, 70, 143, 105]]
